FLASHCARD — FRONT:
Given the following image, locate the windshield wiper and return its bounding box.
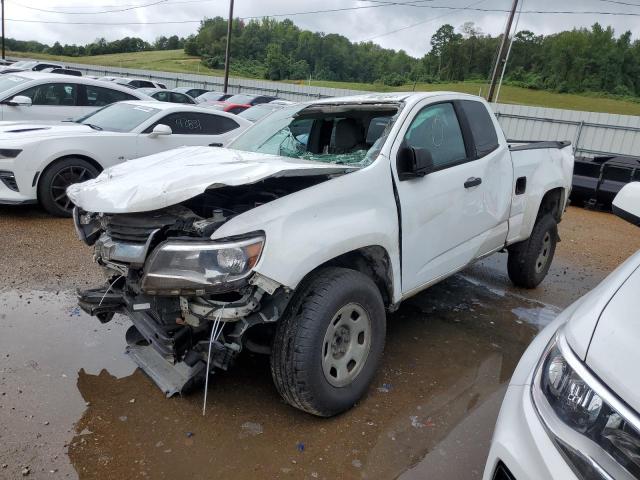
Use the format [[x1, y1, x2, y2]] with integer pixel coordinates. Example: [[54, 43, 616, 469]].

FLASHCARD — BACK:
[[83, 123, 103, 131]]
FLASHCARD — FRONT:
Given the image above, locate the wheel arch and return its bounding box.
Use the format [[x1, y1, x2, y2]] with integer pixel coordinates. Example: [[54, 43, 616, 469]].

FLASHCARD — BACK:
[[305, 245, 395, 308], [36, 154, 103, 196], [536, 186, 566, 223]]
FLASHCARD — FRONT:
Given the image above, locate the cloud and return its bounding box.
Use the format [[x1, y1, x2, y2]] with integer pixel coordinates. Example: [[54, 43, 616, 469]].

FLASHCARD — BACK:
[[5, 0, 640, 57]]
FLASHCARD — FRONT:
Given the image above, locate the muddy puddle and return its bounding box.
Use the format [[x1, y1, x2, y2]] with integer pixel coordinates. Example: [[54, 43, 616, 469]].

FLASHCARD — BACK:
[[0, 271, 559, 480]]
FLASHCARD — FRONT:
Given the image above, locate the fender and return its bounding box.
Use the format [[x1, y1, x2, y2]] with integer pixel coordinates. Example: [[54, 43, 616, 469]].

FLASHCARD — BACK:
[[212, 156, 403, 302]]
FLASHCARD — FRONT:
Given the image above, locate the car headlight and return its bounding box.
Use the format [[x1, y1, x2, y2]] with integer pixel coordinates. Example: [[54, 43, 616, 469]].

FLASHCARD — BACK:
[[532, 332, 640, 479], [141, 235, 264, 295]]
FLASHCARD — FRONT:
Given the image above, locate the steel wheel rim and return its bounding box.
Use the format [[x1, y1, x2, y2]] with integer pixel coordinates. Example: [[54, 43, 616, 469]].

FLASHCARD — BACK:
[[535, 231, 552, 273], [321, 303, 372, 388], [50, 166, 92, 212]]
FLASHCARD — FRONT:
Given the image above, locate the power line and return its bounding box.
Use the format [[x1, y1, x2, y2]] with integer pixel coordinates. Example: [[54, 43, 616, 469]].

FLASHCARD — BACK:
[[7, 0, 169, 15], [360, 1, 633, 16], [1, 3, 409, 25], [359, 0, 487, 41], [5, 2, 640, 26], [592, 0, 640, 6]]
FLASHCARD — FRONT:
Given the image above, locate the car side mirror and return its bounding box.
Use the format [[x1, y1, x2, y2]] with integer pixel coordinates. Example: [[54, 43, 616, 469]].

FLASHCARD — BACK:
[[396, 145, 434, 181], [613, 182, 640, 226], [149, 124, 172, 138], [6, 95, 32, 107]]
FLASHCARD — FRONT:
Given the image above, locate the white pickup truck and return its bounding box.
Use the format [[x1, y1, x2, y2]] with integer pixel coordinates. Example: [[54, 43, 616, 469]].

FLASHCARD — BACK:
[[69, 92, 574, 417]]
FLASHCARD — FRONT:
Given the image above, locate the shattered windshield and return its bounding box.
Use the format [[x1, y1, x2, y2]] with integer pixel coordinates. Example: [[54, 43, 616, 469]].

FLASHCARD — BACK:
[[228, 102, 400, 167]]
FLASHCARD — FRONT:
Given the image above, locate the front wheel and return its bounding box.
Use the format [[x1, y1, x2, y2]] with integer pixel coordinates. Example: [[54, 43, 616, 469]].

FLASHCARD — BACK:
[[270, 267, 386, 417], [507, 214, 558, 288], [38, 158, 99, 217]]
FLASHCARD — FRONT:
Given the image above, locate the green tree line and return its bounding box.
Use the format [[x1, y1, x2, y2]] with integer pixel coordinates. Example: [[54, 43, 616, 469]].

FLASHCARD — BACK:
[[7, 17, 640, 98], [188, 17, 640, 97], [5, 35, 187, 57]]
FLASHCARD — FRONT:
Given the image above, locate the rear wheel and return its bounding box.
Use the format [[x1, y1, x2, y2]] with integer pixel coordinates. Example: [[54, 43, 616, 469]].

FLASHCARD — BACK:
[[38, 158, 99, 217], [507, 214, 558, 288], [270, 267, 386, 417]]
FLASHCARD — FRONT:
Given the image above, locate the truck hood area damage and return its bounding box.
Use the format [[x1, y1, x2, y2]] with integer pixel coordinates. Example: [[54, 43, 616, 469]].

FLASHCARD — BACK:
[[67, 146, 357, 213]]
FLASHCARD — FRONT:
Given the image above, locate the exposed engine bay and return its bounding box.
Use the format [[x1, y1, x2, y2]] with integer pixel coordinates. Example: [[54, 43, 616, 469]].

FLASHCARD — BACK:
[[75, 175, 332, 396]]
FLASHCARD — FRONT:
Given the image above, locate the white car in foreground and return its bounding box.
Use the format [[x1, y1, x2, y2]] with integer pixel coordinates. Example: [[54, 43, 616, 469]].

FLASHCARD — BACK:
[[0, 71, 154, 122], [484, 182, 640, 480], [0, 101, 250, 216]]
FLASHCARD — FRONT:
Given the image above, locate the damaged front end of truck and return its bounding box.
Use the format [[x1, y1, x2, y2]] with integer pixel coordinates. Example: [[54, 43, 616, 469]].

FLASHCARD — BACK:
[[69, 96, 403, 400], [71, 163, 346, 396]]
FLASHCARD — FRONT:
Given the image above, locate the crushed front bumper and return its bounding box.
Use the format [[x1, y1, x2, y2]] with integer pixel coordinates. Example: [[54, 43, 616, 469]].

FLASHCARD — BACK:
[[78, 286, 207, 396]]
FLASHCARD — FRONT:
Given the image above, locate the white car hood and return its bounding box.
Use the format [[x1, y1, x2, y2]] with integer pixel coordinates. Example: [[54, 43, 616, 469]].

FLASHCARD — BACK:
[[67, 146, 356, 213], [585, 257, 640, 413], [564, 250, 640, 360], [0, 121, 95, 140]]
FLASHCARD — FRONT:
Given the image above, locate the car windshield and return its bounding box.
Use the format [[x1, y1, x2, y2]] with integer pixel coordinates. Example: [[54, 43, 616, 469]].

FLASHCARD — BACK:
[[226, 94, 254, 104], [0, 75, 29, 94], [9, 61, 36, 69], [76, 103, 160, 132], [238, 104, 281, 122], [228, 102, 400, 167], [197, 92, 225, 101]]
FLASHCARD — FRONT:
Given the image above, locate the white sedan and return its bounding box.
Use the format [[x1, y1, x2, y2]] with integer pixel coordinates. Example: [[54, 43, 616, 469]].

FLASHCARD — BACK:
[[484, 183, 640, 480], [0, 71, 154, 122], [0, 101, 251, 216]]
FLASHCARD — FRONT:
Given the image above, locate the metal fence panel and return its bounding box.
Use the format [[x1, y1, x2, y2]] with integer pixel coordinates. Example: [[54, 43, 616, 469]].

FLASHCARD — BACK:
[[494, 103, 640, 158]]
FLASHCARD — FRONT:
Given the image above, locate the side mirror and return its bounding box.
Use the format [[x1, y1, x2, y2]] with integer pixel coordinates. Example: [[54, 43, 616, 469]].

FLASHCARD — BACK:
[[396, 145, 434, 181], [6, 95, 32, 107], [149, 123, 172, 138], [613, 182, 640, 226]]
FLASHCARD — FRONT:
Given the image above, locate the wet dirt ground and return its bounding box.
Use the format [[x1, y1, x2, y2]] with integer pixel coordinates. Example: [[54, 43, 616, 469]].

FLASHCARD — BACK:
[[1, 205, 639, 479]]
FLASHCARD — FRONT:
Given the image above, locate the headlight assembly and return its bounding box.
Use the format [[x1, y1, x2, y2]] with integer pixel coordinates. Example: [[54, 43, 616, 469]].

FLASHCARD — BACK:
[[141, 235, 264, 295], [532, 332, 640, 480]]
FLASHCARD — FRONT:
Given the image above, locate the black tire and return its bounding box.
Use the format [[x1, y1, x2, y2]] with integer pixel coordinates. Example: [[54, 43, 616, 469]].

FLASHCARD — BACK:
[[270, 267, 386, 417], [38, 157, 99, 217], [507, 214, 558, 288]]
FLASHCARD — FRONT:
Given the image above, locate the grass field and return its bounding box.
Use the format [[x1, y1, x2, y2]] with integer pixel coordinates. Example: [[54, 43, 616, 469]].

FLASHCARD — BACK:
[[10, 50, 226, 76], [11, 50, 640, 115]]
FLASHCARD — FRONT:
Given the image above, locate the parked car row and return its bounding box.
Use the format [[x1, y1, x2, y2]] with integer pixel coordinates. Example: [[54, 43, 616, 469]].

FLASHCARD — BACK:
[[0, 71, 156, 121], [1, 61, 288, 111], [0, 71, 286, 216], [0, 100, 250, 215]]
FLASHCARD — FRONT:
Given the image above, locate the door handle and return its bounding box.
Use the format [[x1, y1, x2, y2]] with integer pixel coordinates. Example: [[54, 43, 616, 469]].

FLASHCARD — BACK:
[[464, 177, 482, 188]]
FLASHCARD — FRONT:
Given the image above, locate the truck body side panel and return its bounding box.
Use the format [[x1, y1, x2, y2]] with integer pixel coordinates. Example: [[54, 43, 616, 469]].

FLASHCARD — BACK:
[[212, 157, 403, 302], [506, 145, 574, 245]]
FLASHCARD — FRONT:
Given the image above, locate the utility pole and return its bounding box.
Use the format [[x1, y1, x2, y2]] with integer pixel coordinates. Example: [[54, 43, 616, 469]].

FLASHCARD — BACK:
[[2, 0, 5, 60], [487, 0, 518, 103], [222, 0, 234, 94]]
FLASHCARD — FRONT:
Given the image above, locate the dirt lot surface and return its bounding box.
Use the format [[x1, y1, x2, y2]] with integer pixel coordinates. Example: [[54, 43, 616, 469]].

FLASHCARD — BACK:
[[1, 205, 638, 479]]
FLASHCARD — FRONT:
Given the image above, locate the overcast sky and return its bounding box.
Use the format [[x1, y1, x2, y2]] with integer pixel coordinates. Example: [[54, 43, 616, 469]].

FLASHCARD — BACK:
[[5, 0, 640, 57]]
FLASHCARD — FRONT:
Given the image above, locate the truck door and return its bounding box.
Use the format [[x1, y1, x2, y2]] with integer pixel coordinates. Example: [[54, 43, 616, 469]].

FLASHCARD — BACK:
[[391, 98, 512, 295]]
